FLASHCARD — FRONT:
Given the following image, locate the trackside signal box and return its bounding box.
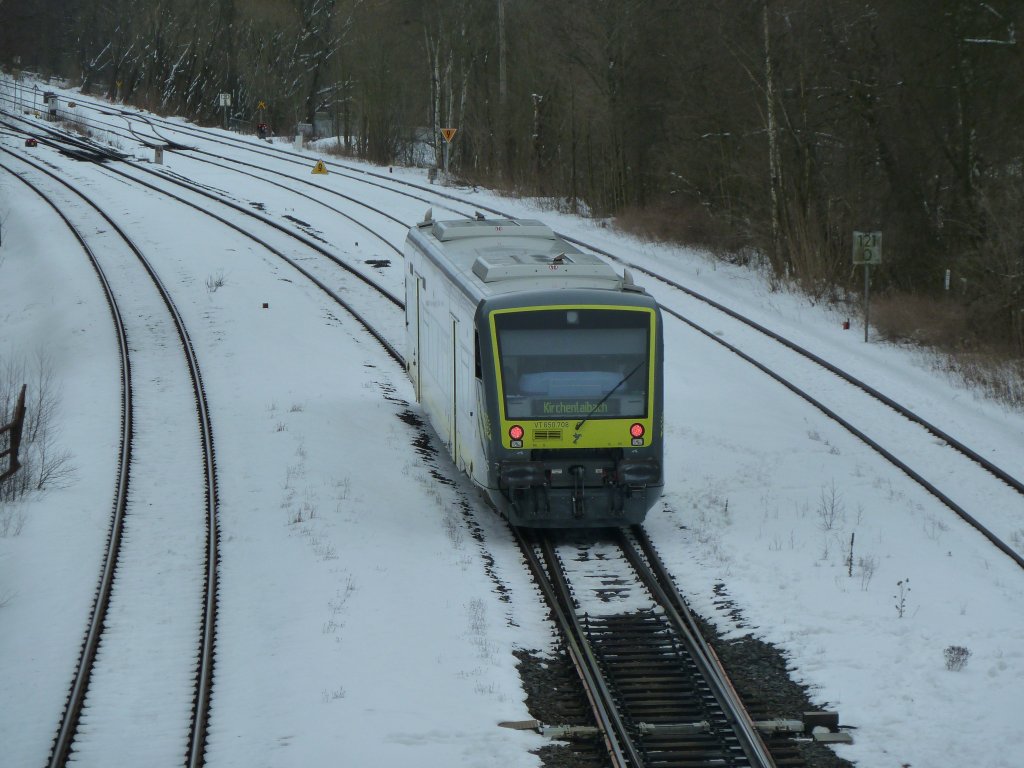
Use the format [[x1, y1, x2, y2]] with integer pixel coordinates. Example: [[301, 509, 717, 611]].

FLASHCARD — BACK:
[[44, 92, 58, 120]]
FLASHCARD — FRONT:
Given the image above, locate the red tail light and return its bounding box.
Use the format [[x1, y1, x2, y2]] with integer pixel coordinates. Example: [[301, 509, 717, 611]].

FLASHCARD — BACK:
[[630, 423, 645, 438], [509, 425, 525, 441]]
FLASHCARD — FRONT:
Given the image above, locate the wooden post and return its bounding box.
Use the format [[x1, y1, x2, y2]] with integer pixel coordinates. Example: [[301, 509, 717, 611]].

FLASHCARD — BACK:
[[0, 384, 27, 483]]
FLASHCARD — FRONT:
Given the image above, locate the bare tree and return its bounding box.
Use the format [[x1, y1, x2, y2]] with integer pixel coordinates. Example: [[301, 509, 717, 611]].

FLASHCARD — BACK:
[[5, 0, 1023, 348], [0, 352, 75, 504]]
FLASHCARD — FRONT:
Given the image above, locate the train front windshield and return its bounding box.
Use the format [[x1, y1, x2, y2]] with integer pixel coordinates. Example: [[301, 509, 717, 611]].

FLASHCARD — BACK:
[[494, 308, 652, 420]]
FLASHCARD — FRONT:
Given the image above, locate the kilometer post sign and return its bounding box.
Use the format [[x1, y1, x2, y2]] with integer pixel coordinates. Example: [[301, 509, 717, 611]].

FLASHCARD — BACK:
[[852, 231, 882, 266], [853, 231, 882, 342]]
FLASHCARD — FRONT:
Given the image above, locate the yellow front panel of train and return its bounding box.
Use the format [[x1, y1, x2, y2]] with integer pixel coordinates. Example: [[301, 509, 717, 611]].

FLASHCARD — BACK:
[[488, 304, 657, 450]]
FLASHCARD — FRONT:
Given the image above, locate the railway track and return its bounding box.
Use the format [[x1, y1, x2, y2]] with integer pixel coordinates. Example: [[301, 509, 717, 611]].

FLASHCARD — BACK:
[[4, 115, 852, 765], [9, 83, 1024, 572], [161, 110, 1024, 567], [115, 104, 1024, 570], [0, 121, 416, 765], [4, 86, 1023, 768], [515, 525, 834, 768], [58, 101, 1018, 438], [0, 148, 219, 767], [570, 243, 1024, 571]]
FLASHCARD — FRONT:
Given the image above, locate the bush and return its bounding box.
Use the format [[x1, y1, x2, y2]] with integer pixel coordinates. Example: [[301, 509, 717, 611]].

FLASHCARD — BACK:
[[872, 293, 974, 349], [613, 200, 753, 258], [0, 352, 75, 506], [944, 645, 972, 672], [869, 292, 1024, 410]]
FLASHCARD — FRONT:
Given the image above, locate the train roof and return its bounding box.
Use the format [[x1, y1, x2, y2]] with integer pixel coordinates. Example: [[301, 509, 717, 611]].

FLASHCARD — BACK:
[[408, 212, 643, 300]]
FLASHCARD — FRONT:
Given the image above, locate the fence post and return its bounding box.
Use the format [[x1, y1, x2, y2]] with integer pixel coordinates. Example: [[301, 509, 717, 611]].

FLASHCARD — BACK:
[[0, 384, 27, 483]]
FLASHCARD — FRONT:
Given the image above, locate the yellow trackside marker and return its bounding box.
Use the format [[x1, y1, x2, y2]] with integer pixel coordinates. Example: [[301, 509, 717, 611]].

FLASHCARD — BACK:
[[312, 160, 328, 175]]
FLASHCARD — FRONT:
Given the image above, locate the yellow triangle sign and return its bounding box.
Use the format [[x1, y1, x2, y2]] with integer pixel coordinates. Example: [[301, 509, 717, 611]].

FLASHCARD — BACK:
[[441, 127, 457, 143], [312, 160, 329, 175]]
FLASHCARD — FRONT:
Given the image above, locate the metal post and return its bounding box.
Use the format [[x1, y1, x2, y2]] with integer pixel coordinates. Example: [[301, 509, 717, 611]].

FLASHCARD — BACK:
[[863, 264, 870, 343]]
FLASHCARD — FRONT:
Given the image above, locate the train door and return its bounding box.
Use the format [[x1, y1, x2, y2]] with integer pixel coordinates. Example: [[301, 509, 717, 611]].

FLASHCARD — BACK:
[[450, 314, 459, 461], [408, 271, 423, 401]]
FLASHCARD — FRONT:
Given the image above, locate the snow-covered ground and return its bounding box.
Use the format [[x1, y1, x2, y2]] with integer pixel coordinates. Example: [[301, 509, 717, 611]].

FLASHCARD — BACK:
[[2, 79, 1023, 768]]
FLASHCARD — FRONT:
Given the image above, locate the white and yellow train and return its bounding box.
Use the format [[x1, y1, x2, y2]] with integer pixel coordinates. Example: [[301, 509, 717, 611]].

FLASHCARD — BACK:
[[404, 211, 663, 527]]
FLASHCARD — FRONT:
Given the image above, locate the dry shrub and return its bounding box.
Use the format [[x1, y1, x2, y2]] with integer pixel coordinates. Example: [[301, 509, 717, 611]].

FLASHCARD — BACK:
[[872, 293, 974, 348], [927, 350, 1024, 410], [320, 140, 355, 158], [0, 352, 76, 503], [613, 201, 751, 257], [60, 114, 91, 137], [872, 292, 1024, 410]]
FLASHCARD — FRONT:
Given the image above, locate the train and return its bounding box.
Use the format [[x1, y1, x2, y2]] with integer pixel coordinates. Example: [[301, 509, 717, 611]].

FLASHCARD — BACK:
[[404, 211, 664, 527]]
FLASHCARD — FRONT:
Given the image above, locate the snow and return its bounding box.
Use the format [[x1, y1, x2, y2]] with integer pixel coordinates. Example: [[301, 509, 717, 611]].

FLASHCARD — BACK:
[[2, 78, 1023, 768]]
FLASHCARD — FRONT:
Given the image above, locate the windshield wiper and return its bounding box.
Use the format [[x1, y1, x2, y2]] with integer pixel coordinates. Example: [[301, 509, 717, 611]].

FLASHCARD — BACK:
[[574, 360, 645, 431]]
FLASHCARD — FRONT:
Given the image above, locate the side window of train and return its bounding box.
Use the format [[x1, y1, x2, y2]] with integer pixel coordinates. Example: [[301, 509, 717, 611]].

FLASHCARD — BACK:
[[474, 331, 482, 379]]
